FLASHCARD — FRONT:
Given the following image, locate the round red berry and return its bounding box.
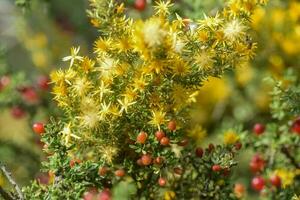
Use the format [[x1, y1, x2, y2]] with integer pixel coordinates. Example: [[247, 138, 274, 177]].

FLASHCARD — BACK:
[[33, 122, 45, 135], [134, 0, 146, 11], [115, 169, 125, 177], [136, 131, 147, 144], [291, 118, 300, 134], [270, 175, 281, 188], [137, 158, 143, 166], [251, 176, 265, 191], [249, 154, 265, 173], [141, 154, 152, 166], [155, 130, 165, 141], [212, 165, 222, 172], [195, 147, 204, 158], [173, 167, 183, 175], [22, 87, 39, 104], [11, 106, 25, 119], [98, 167, 108, 176], [154, 157, 163, 165], [253, 123, 265, 135], [70, 159, 81, 168], [167, 120, 177, 131], [160, 137, 170, 146], [234, 142, 242, 150], [37, 75, 50, 91], [158, 177, 166, 186], [98, 189, 111, 200]]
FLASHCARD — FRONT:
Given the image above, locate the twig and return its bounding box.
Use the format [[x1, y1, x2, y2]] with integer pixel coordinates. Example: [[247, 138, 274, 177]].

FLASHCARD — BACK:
[[281, 147, 300, 169], [0, 186, 14, 200], [0, 162, 24, 200]]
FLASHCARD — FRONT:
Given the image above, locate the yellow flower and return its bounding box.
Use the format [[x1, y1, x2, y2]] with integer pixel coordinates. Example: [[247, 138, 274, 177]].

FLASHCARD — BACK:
[[94, 38, 112, 54], [194, 50, 215, 70], [223, 19, 246, 41], [81, 57, 95, 73], [188, 125, 207, 144], [99, 145, 118, 164], [223, 130, 239, 145], [275, 169, 297, 188], [149, 110, 166, 130], [164, 190, 176, 200], [62, 46, 83, 67]]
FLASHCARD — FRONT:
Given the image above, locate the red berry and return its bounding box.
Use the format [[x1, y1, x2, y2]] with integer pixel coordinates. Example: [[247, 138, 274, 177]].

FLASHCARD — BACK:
[[115, 169, 125, 177], [155, 130, 165, 141], [173, 167, 183, 175], [153, 157, 163, 165], [98, 189, 111, 200], [212, 165, 222, 172], [22, 87, 39, 104], [141, 154, 152, 166], [270, 175, 281, 187], [136, 131, 147, 144], [98, 167, 108, 176], [37, 75, 50, 90], [167, 120, 177, 131], [291, 118, 300, 134], [33, 122, 45, 135], [83, 188, 98, 200], [134, 0, 146, 11], [234, 142, 242, 150], [0, 76, 10, 88], [195, 147, 204, 157], [160, 137, 170, 146], [70, 159, 81, 168], [11, 106, 25, 119], [253, 123, 265, 135], [158, 177, 166, 186], [251, 176, 265, 191], [178, 138, 189, 147], [137, 158, 143, 166], [249, 154, 265, 173], [208, 143, 215, 152]]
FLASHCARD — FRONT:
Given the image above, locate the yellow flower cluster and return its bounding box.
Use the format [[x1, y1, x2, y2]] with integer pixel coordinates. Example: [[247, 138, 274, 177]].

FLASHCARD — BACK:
[[50, 0, 262, 163]]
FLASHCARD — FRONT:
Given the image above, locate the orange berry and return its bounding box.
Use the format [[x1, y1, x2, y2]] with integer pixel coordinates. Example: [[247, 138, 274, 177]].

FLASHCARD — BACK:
[[158, 177, 166, 186], [155, 130, 165, 141], [141, 154, 152, 166], [136, 131, 147, 144], [115, 169, 125, 177], [160, 137, 170, 146], [167, 120, 176, 131], [33, 122, 45, 135]]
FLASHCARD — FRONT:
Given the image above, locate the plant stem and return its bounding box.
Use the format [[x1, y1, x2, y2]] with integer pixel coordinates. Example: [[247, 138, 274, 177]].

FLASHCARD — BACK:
[[0, 163, 24, 200]]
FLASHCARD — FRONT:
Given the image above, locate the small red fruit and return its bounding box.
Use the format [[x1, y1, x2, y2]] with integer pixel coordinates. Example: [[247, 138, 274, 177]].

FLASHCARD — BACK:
[[22, 87, 39, 104], [270, 175, 281, 188], [167, 120, 177, 131], [37, 75, 50, 90], [212, 165, 222, 172], [141, 154, 152, 166], [253, 123, 265, 135], [136, 131, 147, 144], [249, 154, 265, 173], [160, 137, 170, 146], [154, 157, 163, 165], [291, 118, 300, 134], [195, 147, 204, 158], [251, 176, 265, 191], [137, 158, 143, 166], [158, 177, 166, 186], [98, 189, 111, 200], [134, 0, 146, 11], [173, 167, 183, 175], [70, 159, 81, 168], [33, 122, 45, 135], [98, 167, 108, 176], [11, 106, 25, 119], [115, 169, 125, 177], [155, 130, 165, 141], [234, 142, 242, 150]]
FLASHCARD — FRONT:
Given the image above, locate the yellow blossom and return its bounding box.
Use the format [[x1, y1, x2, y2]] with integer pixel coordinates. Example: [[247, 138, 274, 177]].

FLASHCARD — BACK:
[[275, 169, 297, 188], [62, 46, 83, 67], [223, 130, 239, 145], [188, 125, 207, 144], [149, 110, 166, 129]]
